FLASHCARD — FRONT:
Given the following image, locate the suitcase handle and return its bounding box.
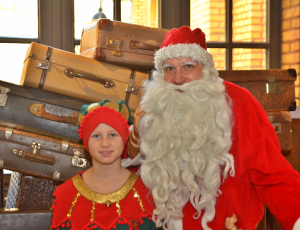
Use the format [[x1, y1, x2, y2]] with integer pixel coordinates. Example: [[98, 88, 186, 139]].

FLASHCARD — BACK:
[[13, 149, 56, 165], [64, 69, 115, 88], [129, 40, 160, 51], [29, 103, 78, 125]]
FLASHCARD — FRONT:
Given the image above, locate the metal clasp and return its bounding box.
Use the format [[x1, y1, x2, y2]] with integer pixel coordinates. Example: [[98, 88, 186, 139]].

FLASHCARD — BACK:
[[13, 149, 24, 156], [12, 141, 40, 156], [106, 37, 123, 57], [266, 77, 282, 94], [36, 60, 50, 70], [31, 142, 41, 154], [61, 140, 69, 152], [5, 127, 13, 140], [71, 149, 87, 168], [272, 123, 281, 134], [53, 171, 60, 181], [126, 79, 139, 94], [0, 86, 10, 107], [267, 115, 281, 134]]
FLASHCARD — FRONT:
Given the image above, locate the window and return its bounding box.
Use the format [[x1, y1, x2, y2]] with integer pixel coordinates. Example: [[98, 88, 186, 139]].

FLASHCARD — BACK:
[[0, 0, 38, 84], [0, 0, 159, 83], [190, 0, 281, 70]]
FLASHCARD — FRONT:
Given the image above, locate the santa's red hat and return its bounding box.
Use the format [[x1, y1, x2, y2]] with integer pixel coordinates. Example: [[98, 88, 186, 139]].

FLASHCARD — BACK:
[[154, 26, 214, 73]]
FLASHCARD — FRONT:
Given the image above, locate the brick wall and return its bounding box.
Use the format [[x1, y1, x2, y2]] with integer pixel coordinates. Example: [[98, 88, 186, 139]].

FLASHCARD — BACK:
[[191, 0, 266, 70], [281, 0, 300, 104], [232, 0, 266, 70], [191, 0, 226, 70], [132, 0, 158, 28]]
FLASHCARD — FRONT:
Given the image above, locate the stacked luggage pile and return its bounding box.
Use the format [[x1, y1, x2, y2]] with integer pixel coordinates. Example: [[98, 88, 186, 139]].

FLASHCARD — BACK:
[[0, 19, 297, 230], [0, 19, 169, 230]]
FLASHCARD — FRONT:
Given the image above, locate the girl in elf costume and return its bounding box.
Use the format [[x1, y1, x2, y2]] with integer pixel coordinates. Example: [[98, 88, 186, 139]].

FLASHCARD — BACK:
[[51, 100, 160, 230]]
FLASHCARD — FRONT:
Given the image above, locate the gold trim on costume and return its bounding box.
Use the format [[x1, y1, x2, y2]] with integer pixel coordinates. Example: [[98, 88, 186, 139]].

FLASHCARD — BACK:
[[90, 202, 95, 221], [67, 192, 80, 218], [116, 201, 121, 216], [72, 172, 139, 205], [133, 188, 145, 211]]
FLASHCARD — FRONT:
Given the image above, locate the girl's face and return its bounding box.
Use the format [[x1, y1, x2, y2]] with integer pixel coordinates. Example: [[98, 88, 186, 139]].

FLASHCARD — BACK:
[[88, 123, 124, 166]]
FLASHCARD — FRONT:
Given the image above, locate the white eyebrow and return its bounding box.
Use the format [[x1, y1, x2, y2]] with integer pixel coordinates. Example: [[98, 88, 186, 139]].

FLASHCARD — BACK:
[[162, 63, 174, 69], [181, 61, 197, 66]]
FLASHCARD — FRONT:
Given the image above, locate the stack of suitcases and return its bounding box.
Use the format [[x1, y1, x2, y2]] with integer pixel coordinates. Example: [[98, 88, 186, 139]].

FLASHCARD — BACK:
[[0, 19, 169, 230], [0, 19, 297, 230]]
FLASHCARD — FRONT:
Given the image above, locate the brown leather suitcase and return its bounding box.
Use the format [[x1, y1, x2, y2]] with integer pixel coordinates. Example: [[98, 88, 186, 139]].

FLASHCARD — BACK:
[[20, 42, 149, 114], [79, 19, 169, 72], [219, 69, 297, 112], [285, 118, 300, 173], [0, 125, 91, 182], [0, 208, 52, 230], [0, 169, 4, 209], [17, 174, 61, 210], [267, 111, 292, 154]]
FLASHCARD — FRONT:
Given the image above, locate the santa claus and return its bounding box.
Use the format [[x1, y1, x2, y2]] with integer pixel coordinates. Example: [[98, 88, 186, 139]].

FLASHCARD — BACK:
[[127, 26, 300, 230]]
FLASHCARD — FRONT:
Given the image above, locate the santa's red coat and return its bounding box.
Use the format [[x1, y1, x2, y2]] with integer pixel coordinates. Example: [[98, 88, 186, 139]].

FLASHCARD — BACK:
[[181, 81, 300, 230]]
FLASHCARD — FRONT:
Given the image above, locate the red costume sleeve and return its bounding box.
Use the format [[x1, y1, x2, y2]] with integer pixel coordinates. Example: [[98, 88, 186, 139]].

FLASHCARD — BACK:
[[226, 81, 300, 230]]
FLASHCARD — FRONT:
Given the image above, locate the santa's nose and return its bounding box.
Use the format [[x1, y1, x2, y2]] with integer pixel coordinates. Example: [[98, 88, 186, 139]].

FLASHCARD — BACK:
[[173, 71, 186, 85]]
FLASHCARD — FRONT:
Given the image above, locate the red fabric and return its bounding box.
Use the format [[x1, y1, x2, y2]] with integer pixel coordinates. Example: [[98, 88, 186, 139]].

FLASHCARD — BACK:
[[160, 26, 207, 50], [51, 173, 155, 230], [181, 81, 300, 230], [78, 106, 130, 150]]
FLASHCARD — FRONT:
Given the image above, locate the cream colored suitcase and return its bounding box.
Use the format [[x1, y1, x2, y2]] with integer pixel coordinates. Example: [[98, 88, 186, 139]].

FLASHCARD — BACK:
[[20, 42, 148, 113]]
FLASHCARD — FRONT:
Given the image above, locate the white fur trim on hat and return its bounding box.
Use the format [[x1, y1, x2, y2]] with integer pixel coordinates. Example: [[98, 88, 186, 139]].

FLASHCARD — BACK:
[[154, 43, 214, 73]]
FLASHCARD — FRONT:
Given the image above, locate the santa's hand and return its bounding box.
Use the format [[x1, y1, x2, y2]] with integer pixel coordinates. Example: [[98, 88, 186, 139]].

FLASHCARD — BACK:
[[127, 107, 145, 159], [133, 106, 146, 135]]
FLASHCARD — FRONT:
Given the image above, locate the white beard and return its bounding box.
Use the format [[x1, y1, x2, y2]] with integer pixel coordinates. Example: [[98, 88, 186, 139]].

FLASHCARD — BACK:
[[139, 67, 235, 230]]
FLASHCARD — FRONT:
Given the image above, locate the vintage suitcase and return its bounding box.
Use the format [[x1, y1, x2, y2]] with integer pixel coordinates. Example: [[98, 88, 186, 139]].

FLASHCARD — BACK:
[[267, 111, 292, 154], [79, 19, 169, 71], [219, 69, 297, 112], [20, 42, 149, 114], [285, 118, 300, 173], [0, 80, 91, 143], [0, 169, 4, 209], [0, 125, 91, 182], [0, 208, 52, 230], [17, 174, 61, 210]]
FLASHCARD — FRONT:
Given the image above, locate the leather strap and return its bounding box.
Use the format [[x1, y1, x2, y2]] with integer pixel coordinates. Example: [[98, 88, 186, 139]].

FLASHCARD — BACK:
[[0, 169, 3, 209], [125, 70, 135, 103], [38, 46, 53, 89]]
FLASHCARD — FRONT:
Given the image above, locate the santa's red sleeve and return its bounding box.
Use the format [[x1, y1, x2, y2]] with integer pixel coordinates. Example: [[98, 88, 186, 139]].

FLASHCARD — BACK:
[[226, 81, 300, 230]]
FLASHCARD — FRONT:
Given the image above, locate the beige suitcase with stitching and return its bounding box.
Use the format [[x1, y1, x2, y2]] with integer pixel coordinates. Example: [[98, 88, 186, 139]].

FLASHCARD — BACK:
[[20, 42, 148, 114]]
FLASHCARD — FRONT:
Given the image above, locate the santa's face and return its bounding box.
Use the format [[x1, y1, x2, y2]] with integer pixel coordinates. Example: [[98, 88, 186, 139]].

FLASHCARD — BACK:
[[162, 57, 204, 86]]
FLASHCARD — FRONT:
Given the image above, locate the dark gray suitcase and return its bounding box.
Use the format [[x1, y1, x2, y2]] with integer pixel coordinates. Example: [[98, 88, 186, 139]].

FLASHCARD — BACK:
[[17, 174, 61, 209], [0, 209, 52, 230], [0, 125, 91, 182], [0, 80, 91, 143]]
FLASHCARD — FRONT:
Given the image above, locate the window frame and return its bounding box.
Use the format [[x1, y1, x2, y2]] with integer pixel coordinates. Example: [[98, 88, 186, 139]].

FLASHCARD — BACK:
[[161, 0, 282, 70], [0, 0, 281, 70]]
